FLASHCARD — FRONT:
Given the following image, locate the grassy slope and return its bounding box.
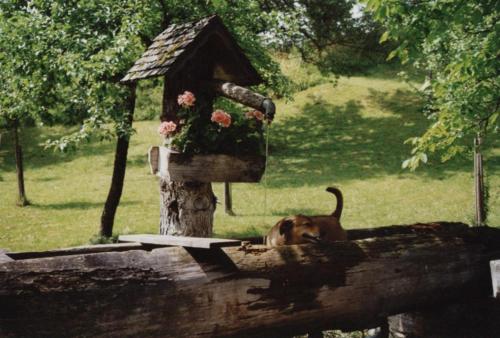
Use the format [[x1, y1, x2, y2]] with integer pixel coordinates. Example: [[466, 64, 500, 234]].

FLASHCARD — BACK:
[[0, 57, 498, 251]]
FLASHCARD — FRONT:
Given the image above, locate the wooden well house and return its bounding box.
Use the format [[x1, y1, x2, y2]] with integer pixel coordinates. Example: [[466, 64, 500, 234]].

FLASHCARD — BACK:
[[2, 15, 500, 338], [121, 15, 275, 237]]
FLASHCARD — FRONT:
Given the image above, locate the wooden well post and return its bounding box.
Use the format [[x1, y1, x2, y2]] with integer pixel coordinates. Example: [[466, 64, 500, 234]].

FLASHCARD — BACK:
[[121, 15, 274, 236]]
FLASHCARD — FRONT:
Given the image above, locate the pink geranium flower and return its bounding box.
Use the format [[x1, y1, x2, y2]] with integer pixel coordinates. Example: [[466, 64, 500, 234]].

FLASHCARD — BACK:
[[158, 121, 177, 136], [253, 110, 265, 121], [245, 110, 265, 121], [177, 91, 196, 107], [211, 110, 232, 128]]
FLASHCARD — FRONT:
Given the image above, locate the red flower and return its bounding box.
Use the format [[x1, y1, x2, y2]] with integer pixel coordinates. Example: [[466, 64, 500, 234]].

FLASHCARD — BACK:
[[245, 110, 265, 121], [211, 110, 232, 128]]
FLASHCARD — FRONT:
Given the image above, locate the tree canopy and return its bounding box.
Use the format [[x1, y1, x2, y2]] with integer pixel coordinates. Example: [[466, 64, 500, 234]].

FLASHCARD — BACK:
[[366, 0, 499, 168]]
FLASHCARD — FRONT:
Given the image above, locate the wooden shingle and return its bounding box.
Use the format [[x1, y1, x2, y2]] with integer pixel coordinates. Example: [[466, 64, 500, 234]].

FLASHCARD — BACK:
[[121, 15, 262, 86]]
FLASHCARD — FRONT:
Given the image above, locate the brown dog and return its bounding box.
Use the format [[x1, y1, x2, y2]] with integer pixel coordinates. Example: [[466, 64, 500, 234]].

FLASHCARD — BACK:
[[266, 187, 347, 246]]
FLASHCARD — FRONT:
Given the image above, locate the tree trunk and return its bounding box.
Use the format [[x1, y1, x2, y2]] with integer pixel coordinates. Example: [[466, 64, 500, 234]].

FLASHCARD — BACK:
[[12, 120, 29, 206], [1, 226, 499, 338], [159, 180, 216, 236], [100, 84, 137, 238], [159, 75, 217, 237], [474, 135, 486, 226]]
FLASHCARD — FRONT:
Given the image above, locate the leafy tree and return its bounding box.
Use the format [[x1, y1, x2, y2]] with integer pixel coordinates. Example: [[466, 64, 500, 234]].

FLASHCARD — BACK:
[[259, 0, 392, 75], [0, 4, 61, 206], [366, 0, 499, 224], [3, 0, 292, 237]]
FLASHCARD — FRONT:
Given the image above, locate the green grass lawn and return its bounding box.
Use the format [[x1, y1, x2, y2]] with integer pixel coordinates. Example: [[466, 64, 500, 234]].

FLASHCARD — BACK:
[[1, 58, 499, 252]]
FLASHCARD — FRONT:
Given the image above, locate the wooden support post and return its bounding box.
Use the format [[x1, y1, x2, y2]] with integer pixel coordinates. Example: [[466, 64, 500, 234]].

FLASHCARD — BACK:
[[224, 182, 235, 216], [474, 135, 486, 226], [492, 260, 500, 299], [1, 225, 499, 337]]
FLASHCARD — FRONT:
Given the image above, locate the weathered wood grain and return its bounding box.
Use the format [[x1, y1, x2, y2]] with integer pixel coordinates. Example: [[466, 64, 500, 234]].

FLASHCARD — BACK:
[[347, 221, 468, 240], [118, 234, 241, 249], [1, 226, 500, 337], [491, 260, 500, 299], [7, 243, 144, 260], [155, 146, 266, 182], [148, 146, 160, 174]]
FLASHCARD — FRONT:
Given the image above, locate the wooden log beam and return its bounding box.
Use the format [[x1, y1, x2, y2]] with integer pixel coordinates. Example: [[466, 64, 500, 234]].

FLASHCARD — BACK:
[[347, 221, 468, 240], [211, 81, 275, 120], [6, 243, 145, 260], [1, 226, 499, 337], [238, 221, 469, 245]]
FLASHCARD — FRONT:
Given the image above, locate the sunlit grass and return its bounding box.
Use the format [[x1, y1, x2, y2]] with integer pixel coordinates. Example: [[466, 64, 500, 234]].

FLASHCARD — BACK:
[[0, 60, 498, 252]]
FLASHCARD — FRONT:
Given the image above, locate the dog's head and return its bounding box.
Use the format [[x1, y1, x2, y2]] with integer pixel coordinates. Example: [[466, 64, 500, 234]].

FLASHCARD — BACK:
[[276, 214, 325, 245]]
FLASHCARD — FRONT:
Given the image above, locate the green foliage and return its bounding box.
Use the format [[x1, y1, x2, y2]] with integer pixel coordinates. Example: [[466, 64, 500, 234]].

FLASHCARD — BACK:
[[260, 1, 392, 76], [135, 79, 163, 121], [1, 0, 293, 150], [0, 6, 56, 126], [366, 0, 500, 169]]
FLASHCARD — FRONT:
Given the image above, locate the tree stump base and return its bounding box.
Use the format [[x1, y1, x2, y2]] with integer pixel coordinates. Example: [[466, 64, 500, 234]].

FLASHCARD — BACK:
[[159, 179, 216, 237]]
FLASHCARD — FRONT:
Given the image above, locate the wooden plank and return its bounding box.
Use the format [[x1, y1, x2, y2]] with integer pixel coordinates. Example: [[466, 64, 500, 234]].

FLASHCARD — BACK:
[[118, 234, 241, 249], [7, 243, 144, 260], [491, 260, 500, 299], [156, 146, 265, 182], [1, 226, 500, 338]]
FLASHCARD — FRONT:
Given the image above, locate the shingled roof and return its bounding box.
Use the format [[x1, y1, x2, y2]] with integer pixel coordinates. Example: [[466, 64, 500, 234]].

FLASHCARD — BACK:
[[121, 15, 262, 85]]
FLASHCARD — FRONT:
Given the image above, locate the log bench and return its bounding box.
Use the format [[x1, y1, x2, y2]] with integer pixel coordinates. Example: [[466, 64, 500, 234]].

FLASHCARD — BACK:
[[1, 222, 499, 337]]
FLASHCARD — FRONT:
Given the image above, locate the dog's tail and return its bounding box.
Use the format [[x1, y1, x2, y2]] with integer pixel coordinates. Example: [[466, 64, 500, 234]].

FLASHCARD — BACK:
[[326, 187, 343, 220]]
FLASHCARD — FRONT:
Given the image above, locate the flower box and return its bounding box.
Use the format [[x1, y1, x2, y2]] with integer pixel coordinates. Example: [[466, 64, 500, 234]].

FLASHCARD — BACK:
[[148, 146, 266, 183]]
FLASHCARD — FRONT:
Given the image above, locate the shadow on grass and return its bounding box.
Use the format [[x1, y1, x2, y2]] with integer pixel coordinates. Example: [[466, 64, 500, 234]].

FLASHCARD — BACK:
[[270, 208, 320, 216], [214, 225, 264, 239], [127, 153, 148, 167], [266, 89, 491, 188], [0, 126, 116, 173], [30, 200, 140, 210]]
